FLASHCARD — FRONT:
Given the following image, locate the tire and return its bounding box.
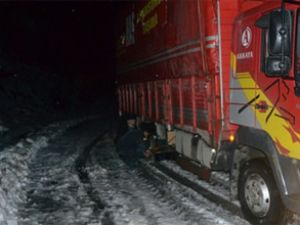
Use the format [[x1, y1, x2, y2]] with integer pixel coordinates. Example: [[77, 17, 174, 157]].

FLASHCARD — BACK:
[[238, 160, 289, 225]]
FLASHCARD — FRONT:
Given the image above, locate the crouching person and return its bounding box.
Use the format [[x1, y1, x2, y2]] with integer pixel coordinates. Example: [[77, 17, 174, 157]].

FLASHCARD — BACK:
[[116, 114, 147, 166]]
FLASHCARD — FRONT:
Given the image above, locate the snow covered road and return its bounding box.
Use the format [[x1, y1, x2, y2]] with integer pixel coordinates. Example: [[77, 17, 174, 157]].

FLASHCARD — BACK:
[[86, 134, 250, 225], [0, 117, 258, 224]]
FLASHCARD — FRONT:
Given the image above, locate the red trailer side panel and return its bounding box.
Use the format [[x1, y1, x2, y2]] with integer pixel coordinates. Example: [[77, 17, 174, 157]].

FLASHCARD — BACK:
[[116, 0, 247, 146]]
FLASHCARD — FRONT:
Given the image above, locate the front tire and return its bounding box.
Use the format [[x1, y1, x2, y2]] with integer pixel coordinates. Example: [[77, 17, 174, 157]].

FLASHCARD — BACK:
[[238, 161, 289, 225]]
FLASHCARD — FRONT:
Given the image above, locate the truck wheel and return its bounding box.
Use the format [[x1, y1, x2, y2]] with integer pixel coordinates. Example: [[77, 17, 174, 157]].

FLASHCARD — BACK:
[[239, 161, 288, 225]]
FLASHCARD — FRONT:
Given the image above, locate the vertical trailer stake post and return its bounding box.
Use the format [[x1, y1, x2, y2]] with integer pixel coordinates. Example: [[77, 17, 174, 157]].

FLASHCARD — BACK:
[[217, 0, 225, 150]]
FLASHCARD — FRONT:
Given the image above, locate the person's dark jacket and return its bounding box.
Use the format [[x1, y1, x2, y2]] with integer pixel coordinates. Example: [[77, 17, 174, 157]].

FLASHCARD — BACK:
[[116, 127, 145, 164]]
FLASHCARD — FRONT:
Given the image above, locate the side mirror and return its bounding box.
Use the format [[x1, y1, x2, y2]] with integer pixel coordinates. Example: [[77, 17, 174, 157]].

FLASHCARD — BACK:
[[256, 9, 292, 76], [269, 10, 291, 56]]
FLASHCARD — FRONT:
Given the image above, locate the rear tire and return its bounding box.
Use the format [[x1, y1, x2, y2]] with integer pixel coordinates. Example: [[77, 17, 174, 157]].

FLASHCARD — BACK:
[[238, 161, 289, 225]]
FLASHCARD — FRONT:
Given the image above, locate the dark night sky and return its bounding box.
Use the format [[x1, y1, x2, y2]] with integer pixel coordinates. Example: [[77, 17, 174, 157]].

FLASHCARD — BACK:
[[0, 2, 116, 99]]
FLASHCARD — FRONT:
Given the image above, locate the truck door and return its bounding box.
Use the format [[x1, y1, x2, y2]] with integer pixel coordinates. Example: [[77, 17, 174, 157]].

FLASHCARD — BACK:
[[230, 17, 259, 128], [254, 7, 300, 159]]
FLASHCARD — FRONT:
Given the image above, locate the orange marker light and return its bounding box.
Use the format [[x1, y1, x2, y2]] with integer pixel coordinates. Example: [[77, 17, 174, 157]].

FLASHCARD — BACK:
[[229, 134, 235, 142]]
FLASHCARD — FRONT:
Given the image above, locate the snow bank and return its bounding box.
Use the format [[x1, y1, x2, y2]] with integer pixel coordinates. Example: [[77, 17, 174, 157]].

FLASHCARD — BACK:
[[0, 136, 48, 224]]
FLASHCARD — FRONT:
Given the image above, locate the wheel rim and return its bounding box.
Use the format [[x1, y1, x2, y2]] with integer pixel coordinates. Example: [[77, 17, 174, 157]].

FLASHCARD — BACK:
[[244, 173, 271, 217]]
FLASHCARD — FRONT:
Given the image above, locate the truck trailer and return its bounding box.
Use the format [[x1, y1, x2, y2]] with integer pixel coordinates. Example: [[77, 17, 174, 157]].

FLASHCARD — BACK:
[[115, 0, 300, 224]]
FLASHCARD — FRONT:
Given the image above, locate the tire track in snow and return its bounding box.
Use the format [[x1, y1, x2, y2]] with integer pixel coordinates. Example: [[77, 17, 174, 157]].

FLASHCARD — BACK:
[[150, 162, 242, 216], [137, 165, 248, 225], [87, 138, 184, 225], [87, 137, 250, 225], [17, 117, 112, 225], [75, 127, 114, 225]]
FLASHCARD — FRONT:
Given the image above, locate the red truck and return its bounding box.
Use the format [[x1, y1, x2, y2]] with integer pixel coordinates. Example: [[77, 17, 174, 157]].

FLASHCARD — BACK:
[[116, 0, 300, 224]]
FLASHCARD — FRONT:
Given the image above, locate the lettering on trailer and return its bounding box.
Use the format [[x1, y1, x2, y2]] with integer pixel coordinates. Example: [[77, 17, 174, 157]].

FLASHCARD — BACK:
[[143, 14, 158, 34], [137, 0, 162, 23], [116, 0, 163, 56], [137, 0, 163, 34]]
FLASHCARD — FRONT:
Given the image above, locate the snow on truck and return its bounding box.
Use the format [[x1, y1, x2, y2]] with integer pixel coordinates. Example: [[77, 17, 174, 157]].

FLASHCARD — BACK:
[[116, 0, 300, 224]]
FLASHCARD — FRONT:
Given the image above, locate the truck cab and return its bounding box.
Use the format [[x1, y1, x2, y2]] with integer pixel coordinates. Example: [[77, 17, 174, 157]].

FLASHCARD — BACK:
[[228, 1, 300, 224]]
